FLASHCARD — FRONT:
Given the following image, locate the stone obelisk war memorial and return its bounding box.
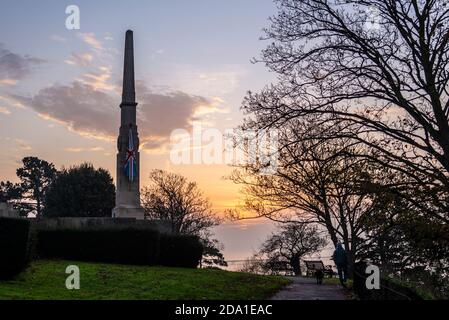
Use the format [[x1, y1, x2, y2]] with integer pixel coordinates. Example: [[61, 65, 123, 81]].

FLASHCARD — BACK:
[[112, 30, 145, 220], [1, 30, 166, 230]]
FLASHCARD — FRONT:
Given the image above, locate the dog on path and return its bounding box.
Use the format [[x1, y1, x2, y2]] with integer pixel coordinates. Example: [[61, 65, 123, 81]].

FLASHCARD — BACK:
[[315, 269, 324, 285]]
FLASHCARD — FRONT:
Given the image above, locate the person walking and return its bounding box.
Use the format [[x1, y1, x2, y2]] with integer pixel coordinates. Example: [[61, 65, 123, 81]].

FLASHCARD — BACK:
[[332, 242, 348, 286]]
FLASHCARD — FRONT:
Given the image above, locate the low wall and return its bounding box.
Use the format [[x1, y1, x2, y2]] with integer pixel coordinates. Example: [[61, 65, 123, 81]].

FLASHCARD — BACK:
[[30, 217, 172, 234]]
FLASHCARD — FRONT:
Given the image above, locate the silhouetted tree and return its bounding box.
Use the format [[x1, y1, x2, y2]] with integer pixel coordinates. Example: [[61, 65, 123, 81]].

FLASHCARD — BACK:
[[230, 123, 379, 276], [0, 181, 21, 203], [358, 185, 449, 296], [141, 170, 226, 267], [259, 223, 326, 276], [200, 236, 228, 268], [43, 163, 115, 217], [242, 0, 449, 222], [16, 157, 57, 217], [0, 181, 32, 216], [238, 254, 266, 274]]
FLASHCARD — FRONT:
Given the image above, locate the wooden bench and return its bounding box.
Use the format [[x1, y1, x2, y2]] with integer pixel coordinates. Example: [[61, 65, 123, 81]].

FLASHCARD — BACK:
[[304, 260, 334, 278]]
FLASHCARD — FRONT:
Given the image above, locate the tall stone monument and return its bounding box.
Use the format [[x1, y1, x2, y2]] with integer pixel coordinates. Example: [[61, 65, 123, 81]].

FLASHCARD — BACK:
[[112, 30, 145, 219]]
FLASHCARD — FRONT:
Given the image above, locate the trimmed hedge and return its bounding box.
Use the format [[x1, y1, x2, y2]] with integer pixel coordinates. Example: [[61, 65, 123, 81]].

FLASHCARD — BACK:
[[159, 234, 204, 268], [37, 229, 160, 266], [36, 229, 203, 268], [0, 217, 30, 279]]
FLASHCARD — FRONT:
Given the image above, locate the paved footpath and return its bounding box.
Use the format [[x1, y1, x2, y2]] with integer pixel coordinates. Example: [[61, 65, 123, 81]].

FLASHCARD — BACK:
[[270, 277, 347, 300]]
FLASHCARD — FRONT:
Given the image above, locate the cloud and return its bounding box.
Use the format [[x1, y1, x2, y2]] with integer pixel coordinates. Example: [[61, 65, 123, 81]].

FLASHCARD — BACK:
[[78, 33, 103, 51], [197, 71, 241, 94], [0, 79, 18, 86], [65, 52, 94, 67], [77, 66, 117, 91], [0, 106, 11, 115], [193, 97, 230, 117], [65, 147, 105, 153], [137, 83, 210, 138], [0, 94, 24, 108], [50, 35, 67, 43], [15, 139, 32, 151], [0, 44, 44, 85], [9, 81, 218, 151], [104, 33, 114, 41], [149, 49, 165, 60], [10, 82, 117, 140], [171, 66, 247, 96]]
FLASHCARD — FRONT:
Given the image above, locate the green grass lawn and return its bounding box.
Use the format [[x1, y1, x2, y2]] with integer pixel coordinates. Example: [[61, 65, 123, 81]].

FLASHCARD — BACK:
[[324, 277, 353, 287], [0, 260, 290, 300]]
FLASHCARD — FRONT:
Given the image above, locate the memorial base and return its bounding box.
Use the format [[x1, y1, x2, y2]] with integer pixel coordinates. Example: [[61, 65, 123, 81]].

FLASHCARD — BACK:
[[112, 206, 145, 220]]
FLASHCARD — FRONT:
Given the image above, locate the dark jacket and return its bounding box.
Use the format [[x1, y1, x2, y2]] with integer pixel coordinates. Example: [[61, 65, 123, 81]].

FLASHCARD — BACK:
[[333, 243, 347, 267]]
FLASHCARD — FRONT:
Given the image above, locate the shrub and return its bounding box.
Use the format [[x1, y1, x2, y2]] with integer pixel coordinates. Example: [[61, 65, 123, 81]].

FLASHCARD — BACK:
[[37, 228, 160, 265], [159, 234, 203, 268], [0, 217, 30, 279], [36, 228, 204, 268], [44, 163, 115, 218]]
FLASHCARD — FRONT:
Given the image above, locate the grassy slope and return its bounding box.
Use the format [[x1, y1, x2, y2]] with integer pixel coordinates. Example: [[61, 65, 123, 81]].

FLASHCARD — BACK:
[[0, 260, 290, 300]]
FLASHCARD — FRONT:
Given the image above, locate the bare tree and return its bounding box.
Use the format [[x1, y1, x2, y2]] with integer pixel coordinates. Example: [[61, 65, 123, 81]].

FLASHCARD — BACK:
[[242, 0, 449, 222], [259, 223, 326, 276], [238, 254, 267, 274], [230, 124, 380, 276], [141, 170, 225, 267], [142, 170, 217, 234]]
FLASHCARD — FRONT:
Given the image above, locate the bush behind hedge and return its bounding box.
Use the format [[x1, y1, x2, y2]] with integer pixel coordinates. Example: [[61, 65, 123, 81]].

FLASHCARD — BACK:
[[0, 217, 31, 279], [159, 234, 204, 268]]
